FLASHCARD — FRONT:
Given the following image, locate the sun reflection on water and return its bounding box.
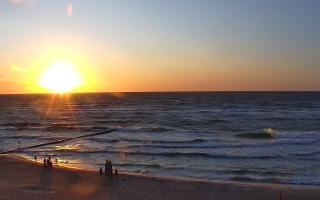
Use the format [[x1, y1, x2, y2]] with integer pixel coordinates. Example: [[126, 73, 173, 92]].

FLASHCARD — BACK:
[[54, 144, 81, 151], [55, 158, 84, 169]]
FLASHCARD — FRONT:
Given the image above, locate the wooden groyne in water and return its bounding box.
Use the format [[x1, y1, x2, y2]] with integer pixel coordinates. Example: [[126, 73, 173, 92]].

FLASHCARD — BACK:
[[0, 129, 117, 154]]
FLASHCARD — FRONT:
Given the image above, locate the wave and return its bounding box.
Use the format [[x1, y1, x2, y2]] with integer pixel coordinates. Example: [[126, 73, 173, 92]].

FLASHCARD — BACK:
[[208, 119, 228, 123], [0, 122, 42, 127], [281, 179, 320, 186], [88, 137, 320, 150], [52, 148, 280, 160], [44, 123, 88, 131], [149, 127, 173, 132], [88, 137, 208, 144], [126, 144, 218, 149], [95, 118, 141, 124], [290, 150, 320, 156], [0, 122, 43, 131], [116, 127, 174, 133], [226, 169, 291, 176], [114, 163, 161, 168], [0, 127, 44, 131], [0, 121, 93, 132], [152, 138, 206, 144], [86, 126, 110, 131], [1, 135, 67, 141], [236, 132, 274, 139]]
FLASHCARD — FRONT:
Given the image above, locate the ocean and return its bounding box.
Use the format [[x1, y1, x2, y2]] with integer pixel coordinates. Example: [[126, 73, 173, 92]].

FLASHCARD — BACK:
[[0, 92, 319, 185]]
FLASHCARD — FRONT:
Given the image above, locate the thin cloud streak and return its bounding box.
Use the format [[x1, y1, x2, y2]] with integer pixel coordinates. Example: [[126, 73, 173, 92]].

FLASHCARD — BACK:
[[67, 3, 73, 17], [8, 0, 24, 5], [5, 0, 38, 7], [10, 64, 27, 72]]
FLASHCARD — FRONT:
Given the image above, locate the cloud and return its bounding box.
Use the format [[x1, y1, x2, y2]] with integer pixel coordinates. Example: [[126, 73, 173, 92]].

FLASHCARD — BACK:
[[5, 0, 37, 7], [7, 0, 24, 5], [67, 3, 73, 17], [10, 64, 27, 72]]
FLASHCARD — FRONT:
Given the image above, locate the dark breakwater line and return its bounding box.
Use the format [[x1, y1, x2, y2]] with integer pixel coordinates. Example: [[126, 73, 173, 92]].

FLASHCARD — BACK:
[[0, 129, 116, 154]]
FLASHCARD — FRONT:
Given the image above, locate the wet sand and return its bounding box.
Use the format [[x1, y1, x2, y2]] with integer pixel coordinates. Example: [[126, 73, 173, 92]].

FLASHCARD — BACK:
[[0, 155, 319, 200]]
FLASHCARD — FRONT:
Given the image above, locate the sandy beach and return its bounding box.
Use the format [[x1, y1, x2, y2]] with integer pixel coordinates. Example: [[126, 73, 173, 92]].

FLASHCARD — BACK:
[[0, 155, 318, 200]]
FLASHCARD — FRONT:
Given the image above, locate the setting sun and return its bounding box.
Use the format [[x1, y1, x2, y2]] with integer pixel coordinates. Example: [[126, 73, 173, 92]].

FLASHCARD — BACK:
[[39, 61, 83, 93]]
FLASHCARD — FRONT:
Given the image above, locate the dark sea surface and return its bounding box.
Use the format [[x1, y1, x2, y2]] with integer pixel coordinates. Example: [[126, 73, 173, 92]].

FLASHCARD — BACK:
[[0, 92, 320, 185]]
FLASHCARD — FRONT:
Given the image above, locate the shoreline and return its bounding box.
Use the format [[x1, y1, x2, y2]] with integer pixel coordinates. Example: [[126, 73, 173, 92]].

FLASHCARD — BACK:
[[0, 155, 320, 200], [17, 153, 320, 189]]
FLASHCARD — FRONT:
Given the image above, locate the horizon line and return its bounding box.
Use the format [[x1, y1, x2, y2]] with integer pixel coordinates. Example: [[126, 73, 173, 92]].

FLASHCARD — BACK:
[[1, 90, 320, 95]]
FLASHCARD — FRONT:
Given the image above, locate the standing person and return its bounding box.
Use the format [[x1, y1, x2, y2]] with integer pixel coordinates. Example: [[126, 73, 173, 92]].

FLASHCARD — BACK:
[[110, 160, 113, 179], [108, 160, 111, 177], [99, 167, 103, 176], [43, 158, 46, 167], [115, 169, 118, 178], [34, 155, 37, 161], [104, 160, 108, 176]]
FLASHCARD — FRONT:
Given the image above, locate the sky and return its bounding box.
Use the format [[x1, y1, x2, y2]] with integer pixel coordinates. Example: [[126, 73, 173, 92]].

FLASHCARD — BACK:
[[0, 0, 319, 93]]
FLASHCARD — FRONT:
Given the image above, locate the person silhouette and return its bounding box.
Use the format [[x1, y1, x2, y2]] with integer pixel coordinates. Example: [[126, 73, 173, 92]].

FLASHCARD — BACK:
[[115, 169, 118, 178], [110, 161, 113, 179], [105, 160, 108, 176], [99, 167, 103, 176]]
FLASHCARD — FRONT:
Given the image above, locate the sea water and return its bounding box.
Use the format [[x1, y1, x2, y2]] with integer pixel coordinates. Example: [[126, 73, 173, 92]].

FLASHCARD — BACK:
[[0, 92, 320, 185]]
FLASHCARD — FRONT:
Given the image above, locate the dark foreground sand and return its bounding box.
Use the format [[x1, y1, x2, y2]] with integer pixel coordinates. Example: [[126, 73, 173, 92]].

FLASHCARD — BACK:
[[0, 155, 319, 200]]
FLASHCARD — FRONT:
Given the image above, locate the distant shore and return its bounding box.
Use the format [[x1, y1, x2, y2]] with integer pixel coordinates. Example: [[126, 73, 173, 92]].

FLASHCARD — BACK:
[[0, 155, 319, 200]]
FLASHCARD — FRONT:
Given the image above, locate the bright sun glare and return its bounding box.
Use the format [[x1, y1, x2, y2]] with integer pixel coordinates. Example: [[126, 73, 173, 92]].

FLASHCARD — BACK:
[[39, 61, 83, 93]]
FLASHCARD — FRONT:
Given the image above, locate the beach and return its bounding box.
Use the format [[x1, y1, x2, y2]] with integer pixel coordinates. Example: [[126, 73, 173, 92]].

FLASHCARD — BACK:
[[0, 155, 319, 200]]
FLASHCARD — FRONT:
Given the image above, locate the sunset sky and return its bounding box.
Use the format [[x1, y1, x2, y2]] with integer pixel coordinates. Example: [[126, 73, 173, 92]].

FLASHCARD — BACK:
[[0, 0, 319, 94]]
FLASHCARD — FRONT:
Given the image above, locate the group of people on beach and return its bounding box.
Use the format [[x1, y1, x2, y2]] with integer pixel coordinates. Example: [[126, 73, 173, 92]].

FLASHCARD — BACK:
[[38, 154, 119, 178], [43, 155, 54, 168], [99, 159, 118, 178]]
